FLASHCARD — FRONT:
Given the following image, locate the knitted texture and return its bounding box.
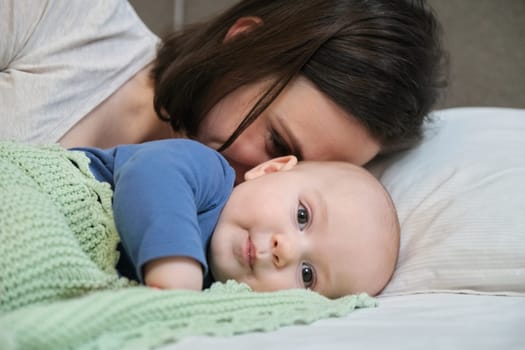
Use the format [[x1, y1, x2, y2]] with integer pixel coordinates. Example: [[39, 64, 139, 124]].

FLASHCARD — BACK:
[[0, 141, 129, 312], [0, 142, 377, 349], [0, 281, 376, 350]]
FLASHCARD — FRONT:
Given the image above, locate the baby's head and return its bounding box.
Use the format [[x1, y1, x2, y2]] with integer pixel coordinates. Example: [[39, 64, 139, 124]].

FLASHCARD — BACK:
[[209, 156, 399, 297]]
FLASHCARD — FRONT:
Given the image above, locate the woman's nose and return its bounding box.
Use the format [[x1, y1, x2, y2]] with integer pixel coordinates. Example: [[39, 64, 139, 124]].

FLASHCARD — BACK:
[[270, 233, 296, 268]]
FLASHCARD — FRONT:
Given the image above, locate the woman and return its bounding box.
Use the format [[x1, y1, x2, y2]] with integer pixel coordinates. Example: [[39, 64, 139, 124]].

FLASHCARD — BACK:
[[0, 0, 446, 182]]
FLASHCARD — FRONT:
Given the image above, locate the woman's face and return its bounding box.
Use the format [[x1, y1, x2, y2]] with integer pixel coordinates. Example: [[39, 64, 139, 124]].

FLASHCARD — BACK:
[[196, 76, 381, 183]]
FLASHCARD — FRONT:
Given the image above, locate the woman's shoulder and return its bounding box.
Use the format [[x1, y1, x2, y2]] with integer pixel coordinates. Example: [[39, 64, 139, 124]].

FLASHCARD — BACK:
[[1, 0, 157, 66], [0, 0, 160, 144]]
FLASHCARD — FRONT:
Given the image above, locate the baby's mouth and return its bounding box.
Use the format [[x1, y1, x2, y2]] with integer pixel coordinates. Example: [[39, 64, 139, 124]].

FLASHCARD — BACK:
[[247, 237, 256, 270]]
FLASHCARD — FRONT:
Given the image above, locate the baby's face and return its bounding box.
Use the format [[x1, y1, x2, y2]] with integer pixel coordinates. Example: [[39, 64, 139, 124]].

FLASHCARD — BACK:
[[209, 159, 398, 298]]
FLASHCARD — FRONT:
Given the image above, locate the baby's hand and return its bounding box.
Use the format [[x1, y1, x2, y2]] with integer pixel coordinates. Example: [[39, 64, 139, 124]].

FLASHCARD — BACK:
[[144, 257, 203, 291]]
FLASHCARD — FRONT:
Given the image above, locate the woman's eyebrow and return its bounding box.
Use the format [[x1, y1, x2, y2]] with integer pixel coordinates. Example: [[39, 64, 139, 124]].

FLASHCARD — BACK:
[[275, 116, 304, 160]]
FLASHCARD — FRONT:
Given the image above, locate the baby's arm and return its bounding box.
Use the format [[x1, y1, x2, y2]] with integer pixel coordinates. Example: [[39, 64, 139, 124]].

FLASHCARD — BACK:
[[144, 257, 203, 290], [111, 140, 235, 290]]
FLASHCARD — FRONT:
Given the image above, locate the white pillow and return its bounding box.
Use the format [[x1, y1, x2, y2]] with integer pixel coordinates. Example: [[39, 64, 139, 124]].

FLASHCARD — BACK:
[[367, 107, 525, 296]]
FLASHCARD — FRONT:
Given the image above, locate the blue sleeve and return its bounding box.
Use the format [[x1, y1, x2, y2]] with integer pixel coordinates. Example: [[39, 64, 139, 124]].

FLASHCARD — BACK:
[[111, 139, 234, 283]]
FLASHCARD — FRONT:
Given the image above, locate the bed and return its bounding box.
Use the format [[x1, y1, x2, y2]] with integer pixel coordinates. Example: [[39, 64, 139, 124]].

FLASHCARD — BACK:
[[170, 293, 524, 350], [1, 108, 523, 349], [161, 107, 525, 349]]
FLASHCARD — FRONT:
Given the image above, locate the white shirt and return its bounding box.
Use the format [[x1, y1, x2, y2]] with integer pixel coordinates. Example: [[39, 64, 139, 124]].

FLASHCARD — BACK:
[[0, 0, 159, 143]]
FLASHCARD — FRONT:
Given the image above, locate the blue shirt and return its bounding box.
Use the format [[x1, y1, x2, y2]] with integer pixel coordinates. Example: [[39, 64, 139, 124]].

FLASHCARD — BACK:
[[74, 139, 235, 286]]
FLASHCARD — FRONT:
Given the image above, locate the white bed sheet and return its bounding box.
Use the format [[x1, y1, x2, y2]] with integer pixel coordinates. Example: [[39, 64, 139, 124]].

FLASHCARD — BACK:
[[163, 293, 525, 350]]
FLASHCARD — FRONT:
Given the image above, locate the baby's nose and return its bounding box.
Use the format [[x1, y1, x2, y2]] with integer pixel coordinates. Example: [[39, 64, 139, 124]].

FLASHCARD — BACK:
[[270, 233, 296, 268]]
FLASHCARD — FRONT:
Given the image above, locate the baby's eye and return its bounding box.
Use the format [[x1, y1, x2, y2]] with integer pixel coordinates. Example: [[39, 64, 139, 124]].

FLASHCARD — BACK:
[[297, 203, 309, 230], [301, 262, 316, 289]]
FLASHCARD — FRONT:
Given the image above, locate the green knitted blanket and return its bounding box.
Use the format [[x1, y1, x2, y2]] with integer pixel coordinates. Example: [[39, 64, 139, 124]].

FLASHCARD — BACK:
[[0, 142, 376, 349]]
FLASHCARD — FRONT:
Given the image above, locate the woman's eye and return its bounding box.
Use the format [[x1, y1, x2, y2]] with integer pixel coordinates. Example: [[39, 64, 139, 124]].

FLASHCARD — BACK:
[[297, 203, 309, 230], [301, 262, 316, 289], [269, 131, 291, 157]]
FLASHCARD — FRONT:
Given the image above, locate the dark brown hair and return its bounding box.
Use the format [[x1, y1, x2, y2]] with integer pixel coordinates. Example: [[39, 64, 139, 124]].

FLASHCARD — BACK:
[[152, 0, 447, 153]]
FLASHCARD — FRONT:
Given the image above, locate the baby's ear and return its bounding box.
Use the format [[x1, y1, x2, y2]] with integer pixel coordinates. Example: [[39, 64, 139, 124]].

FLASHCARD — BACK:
[[244, 156, 298, 181]]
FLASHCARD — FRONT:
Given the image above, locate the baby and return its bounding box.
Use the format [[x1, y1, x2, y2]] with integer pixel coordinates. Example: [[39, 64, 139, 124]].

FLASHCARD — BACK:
[[2, 139, 399, 298], [77, 139, 399, 297], [209, 154, 400, 297]]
